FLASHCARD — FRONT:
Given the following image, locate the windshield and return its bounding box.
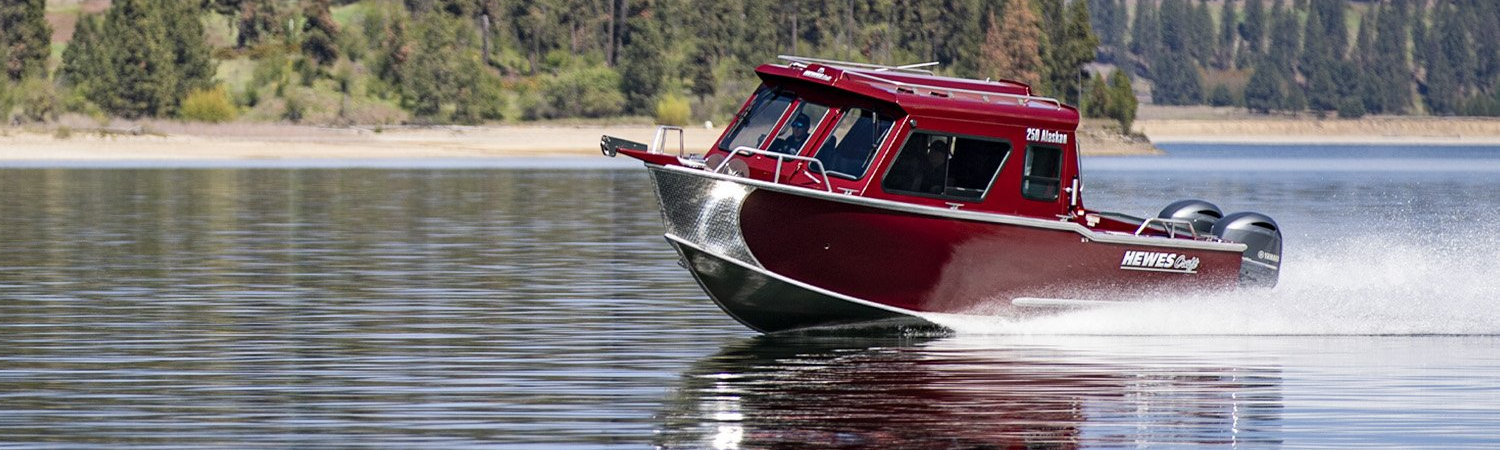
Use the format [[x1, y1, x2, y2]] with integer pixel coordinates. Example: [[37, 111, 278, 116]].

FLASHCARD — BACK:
[[719, 88, 795, 151]]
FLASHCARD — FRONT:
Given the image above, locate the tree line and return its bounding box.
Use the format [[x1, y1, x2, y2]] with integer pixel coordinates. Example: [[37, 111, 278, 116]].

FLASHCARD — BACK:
[[3, 0, 1495, 128], [1094, 0, 1500, 117], [1, 0, 1131, 128]]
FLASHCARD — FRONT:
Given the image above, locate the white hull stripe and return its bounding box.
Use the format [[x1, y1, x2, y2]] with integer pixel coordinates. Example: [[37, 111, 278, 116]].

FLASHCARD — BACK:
[[653, 164, 1247, 253], [666, 233, 927, 318]]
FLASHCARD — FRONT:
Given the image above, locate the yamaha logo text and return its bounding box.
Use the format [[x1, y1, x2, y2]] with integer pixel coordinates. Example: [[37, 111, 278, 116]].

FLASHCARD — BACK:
[[1119, 250, 1201, 274]]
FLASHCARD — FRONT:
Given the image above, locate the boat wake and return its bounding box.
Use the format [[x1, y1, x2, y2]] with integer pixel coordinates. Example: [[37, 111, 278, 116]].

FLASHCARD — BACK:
[[929, 233, 1500, 336]]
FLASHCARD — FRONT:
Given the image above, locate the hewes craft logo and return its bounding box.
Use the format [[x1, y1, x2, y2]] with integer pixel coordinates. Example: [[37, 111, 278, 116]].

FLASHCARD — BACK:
[[1119, 250, 1201, 274]]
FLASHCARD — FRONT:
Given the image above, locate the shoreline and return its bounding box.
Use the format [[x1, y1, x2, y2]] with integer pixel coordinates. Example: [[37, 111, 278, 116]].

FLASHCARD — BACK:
[[2, 116, 1499, 162]]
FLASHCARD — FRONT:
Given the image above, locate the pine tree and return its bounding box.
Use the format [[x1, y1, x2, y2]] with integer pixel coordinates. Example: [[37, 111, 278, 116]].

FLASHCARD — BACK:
[[617, 3, 665, 114], [1423, 3, 1465, 115], [302, 0, 342, 66], [1300, 6, 1337, 115], [1188, 0, 1215, 65], [1265, 1, 1299, 75], [60, 0, 217, 118], [1377, 2, 1411, 114], [1107, 68, 1138, 130], [1240, 0, 1265, 55], [0, 0, 52, 82], [1217, 0, 1238, 69], [1131, 0, 1161, 60], [1244, 57, 1282, 113], [979, 0, 1044, 89], [1040, 0, 1099, 103]]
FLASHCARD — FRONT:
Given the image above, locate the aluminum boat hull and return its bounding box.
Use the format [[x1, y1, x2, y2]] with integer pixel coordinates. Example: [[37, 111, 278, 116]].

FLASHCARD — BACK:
[[647, 165, 1247, 333]]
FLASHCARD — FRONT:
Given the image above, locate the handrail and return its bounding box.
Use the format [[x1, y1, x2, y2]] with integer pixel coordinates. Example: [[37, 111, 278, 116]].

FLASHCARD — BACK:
[[1134, 217, 1201, 240], [649, 126, 686, 157], [843, 70, 1065, 108], [713, 146, 834, 193], [777, 55, 936, 75]]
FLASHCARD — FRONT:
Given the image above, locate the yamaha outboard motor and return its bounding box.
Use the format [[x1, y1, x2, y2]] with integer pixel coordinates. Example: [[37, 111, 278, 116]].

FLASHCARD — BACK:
[[1212, 212, 1283, 288], [1158, 199, 1223, 237]]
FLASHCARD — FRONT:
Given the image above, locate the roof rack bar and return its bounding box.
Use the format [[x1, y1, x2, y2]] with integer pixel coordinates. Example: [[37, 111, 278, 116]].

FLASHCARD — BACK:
[[876, 61, 940, 72], [777, 55, 937, 75], [844, 70, 1065, 108]]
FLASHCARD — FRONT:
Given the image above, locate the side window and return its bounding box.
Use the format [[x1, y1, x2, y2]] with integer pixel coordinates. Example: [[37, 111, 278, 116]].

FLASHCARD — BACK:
[[813, 108, 895, 179], [883, 131, 1010, 201], [1021, 146, 1063, 201], [767, 102, 830, 155], [719, 89, 795, 151]]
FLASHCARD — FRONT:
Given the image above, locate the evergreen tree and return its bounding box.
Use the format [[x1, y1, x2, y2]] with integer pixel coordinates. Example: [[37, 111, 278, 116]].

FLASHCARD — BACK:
[[1265, 1, 1299, 75], [1410, 0, 1428, 68], [1187, 0, 1215, 65], [233, 0, 287, 49], [1107, 68, 1138, 130], [0, 0, 52, 82], [1372, 1, 1412, 114], [979, 0, 1045, 89], [1151, 51, 1203, 105], [1131, 0, 1161, 60], [1300, 6, 1338, 115], [60, 0, 214, 118], [163, 0, 216, 105], [1244, 57, 1283, 113], [1041, 0, 1099, 103], [1351, 8, 1381, 113], [1240, 0, 1265, 55], [302, 0, 342, 66], [1423, 3, 1464, 115], [617, 3, 664, 114], [1217, 0, 1238, 69]]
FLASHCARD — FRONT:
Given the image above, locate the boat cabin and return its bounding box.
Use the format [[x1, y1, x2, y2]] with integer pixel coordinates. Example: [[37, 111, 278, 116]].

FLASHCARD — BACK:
[[703, 56, 1086, 223]]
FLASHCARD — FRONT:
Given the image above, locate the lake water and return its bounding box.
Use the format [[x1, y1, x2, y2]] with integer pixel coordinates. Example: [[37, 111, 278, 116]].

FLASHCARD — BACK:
[[2, 144, 1499, 448]]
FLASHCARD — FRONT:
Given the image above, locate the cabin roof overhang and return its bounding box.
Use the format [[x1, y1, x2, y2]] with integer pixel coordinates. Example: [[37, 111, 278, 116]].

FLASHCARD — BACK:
[[754, 62, 1080, 131]]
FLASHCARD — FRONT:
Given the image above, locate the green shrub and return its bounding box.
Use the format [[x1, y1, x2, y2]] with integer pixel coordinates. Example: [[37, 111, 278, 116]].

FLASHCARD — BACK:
[[1337, 96, 1367, 119], [454, 73, 506, 124], [1208, 84, 1237, 107], [19, 78, 59, 123], [283, 96, 306, 123], [180, 86, 238, 123], [654, 94, 692, 126], [542, 66, 625, 118]]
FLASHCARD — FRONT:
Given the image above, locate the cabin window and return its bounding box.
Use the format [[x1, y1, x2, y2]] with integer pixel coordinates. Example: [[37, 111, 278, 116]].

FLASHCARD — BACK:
[[813, 108, 895, 179], [719, 89, 795, 152], [768, 101, 831, 155], [882, 131, 1011, 201], [1021, 145, 1063, 201]]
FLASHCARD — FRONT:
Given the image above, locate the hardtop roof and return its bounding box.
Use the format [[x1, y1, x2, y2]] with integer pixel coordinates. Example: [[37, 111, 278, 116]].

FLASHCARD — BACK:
[[755, 58, 1080, 131]]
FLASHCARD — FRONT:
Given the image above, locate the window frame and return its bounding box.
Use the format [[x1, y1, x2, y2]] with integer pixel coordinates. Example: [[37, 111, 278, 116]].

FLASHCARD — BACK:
[[1020, 144, 1064, 202], [716, 87, 797, 152], [879, 129, 1014, 203], [812, 107, 897, 181]]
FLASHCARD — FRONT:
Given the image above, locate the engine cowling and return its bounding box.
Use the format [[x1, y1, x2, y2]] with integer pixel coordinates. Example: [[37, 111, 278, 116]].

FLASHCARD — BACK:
[[1212, 212, 1282, 288], [1157, 199, 1223, 237]]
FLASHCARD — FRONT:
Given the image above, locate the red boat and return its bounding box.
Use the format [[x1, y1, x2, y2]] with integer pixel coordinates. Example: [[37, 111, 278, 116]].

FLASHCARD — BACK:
[[603, 56, 1281, 334]]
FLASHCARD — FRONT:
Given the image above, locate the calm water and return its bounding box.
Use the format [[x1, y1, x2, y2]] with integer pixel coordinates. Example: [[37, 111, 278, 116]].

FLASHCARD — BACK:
[[2, 145, 1499, 448]]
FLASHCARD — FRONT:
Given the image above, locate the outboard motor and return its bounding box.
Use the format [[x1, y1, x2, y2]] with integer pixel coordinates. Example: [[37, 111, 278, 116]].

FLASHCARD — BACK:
[[1212, 212, 1283, 288], [1157, 199, 1223, 237]]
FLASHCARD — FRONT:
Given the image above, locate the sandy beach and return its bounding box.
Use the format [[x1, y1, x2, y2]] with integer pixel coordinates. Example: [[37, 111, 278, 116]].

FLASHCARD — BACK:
[[3, 115, 1499, 162]]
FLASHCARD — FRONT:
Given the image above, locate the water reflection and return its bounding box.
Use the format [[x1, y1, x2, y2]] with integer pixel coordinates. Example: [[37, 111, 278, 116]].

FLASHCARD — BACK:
[[658, 336, 1283, 449]]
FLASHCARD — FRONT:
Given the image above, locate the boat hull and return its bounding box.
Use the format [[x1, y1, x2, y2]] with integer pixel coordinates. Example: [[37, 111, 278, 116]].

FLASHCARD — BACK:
[[647, 165, 1246, 333]]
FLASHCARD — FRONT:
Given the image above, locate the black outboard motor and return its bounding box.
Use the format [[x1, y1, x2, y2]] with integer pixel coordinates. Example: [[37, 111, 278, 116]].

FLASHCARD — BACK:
[[1212, 212, 1282, 288], [1158, 199, 1223, 237]]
